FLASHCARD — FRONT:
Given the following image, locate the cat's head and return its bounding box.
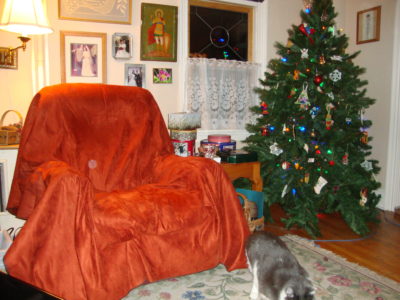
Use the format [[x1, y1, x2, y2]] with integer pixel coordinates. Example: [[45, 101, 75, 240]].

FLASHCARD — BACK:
[[279, 277, 315, 300]]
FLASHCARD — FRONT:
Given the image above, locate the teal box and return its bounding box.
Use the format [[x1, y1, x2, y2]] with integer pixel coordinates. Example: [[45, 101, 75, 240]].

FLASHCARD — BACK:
[[236, 188, 264, 219]]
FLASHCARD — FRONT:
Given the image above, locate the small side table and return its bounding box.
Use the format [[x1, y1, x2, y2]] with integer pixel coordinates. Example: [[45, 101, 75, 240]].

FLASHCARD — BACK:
[[221, 161, 263, 192]]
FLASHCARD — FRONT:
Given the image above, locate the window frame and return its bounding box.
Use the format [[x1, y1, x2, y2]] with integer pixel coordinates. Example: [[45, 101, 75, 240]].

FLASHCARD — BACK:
[[188, 0, 254, 61]]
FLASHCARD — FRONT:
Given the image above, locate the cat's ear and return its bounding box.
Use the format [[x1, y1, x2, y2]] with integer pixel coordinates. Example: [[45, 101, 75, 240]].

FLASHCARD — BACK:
[[285, 286, 294, 298]]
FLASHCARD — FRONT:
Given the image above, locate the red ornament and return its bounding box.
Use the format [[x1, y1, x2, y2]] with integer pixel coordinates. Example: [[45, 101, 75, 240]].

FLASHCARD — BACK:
[[314, 75, 323, 85], [298, 23, 316, 44], [316, 149, 321, 155], [261, 127, 268, 136], [260, 101, 269, 115], [329, 160, 335, 166]]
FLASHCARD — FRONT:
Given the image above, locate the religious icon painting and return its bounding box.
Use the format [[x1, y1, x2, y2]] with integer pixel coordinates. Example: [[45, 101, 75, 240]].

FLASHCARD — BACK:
[[140, 3, 178, 62]]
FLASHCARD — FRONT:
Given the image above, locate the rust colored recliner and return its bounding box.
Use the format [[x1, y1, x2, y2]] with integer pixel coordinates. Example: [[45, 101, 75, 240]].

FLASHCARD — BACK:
[[5, 84, 249, 300]]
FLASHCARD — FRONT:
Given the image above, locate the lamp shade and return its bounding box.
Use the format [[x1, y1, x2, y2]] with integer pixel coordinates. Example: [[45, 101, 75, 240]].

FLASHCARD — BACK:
[[0, 0, 53, 36]]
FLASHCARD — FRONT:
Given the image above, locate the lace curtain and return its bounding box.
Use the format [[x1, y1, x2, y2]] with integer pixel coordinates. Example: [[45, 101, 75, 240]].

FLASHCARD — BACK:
[[186, 58, 260, 130]]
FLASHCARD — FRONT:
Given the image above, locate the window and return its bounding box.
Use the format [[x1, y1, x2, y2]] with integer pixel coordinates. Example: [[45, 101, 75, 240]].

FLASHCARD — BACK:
[[189, 0, 253, 61]]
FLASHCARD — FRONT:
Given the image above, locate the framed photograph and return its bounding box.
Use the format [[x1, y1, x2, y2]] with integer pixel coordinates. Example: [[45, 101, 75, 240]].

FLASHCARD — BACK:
[[59, 0, 132, 24], [125, 64, 145, 88], [153, 68, 172, 84], [141, 3, 178, 62], [60, 31, 107, 83], [356, 6, 381, 44], [112, 33, 132, 59]]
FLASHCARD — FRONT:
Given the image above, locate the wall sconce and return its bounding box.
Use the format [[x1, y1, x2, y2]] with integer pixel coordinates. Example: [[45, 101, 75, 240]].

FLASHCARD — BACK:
[[0, 0, 53, 69]]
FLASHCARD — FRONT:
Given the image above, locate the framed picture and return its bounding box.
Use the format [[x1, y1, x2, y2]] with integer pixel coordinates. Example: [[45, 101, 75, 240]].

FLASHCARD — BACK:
[[112, 33, 133, 59], [356, 6, 381, 44], [125, 64, 145, 88], [60, 31, 107, 83], [153, 68, 172, 84], [141, 3, 178, 62], [58, 0, 132, 24]]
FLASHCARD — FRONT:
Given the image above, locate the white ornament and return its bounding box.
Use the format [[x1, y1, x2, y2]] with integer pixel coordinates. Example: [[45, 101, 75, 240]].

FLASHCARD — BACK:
[[314, 176, 328, 194], [327, 92, 334, 100], [303, 143, 309, 153], [361, 160, 373, 171], [331, 55, 343, 61], [270, 142, 283, 156], [281, 184, 288, 198], [329, 69, 342, 82], [301, 48, 309, 59]]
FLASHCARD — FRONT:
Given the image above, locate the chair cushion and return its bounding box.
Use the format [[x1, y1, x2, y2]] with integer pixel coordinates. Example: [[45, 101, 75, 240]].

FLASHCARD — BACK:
[[94, 185, 211, 237]]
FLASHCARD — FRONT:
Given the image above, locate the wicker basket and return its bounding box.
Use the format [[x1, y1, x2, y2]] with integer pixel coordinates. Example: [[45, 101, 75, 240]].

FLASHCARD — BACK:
[[0, 110, 23, 145], [237, 192, 264, 232]]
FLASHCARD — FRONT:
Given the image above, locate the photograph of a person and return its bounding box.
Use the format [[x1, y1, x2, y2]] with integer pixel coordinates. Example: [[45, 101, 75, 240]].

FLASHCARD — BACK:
[[125, 64, 145, 88], [71, 43, 97, 77], [141, 3, 177, 62], [112, 33, 132, 59]]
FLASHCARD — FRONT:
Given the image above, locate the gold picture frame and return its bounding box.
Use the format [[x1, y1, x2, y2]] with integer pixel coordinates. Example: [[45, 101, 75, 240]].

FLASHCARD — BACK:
[[356, 6, 381, 44], [140, 3, 178, 62], [58, 0, 132, 24], [60, 31, 107, 83]]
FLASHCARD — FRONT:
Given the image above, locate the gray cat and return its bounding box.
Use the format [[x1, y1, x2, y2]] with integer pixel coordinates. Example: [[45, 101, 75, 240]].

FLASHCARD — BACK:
[[245, 232, 315, 300]]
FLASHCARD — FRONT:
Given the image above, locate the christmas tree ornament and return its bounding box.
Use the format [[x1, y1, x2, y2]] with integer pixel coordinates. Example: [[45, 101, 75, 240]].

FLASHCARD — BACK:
[[304, 172, 310, 183], [360, 188, 368, 206], [327, 92, 334, 100], [310, 129, 316, 137], [360, 131, 369, 144], [295, 83, 311, 109], [328, 160, 335, 166], [329, 69, 342, 82], [342, 152, 349, 165], [303, 0, 312, 13], [293, 69, 300, 80], [310, 106, 319, 119], [304, 143, 309, 152], [313, 74, 324, 85], [287, 39, 294, 48], [306, 68, 311, 73], [331, 55, 343, 61], [314, 176, 328, 194], [281, 184, 288, 198], [282, 161, 291, 170], [321, 9, 328, 22], [319, 55, 326, 64], [301, 48, 309, 59], [298, 24, 315, 44], [345, 117, 352, 125], [270, 142, 283, 156], [361, 160, 373, 171], [260, 101, 269, 115], [261, 127, 268, 136], [325, 106, 334, 129]]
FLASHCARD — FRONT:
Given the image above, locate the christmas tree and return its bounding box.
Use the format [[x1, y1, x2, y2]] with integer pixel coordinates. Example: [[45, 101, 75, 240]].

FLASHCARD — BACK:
[[244, 0, 381, 237]]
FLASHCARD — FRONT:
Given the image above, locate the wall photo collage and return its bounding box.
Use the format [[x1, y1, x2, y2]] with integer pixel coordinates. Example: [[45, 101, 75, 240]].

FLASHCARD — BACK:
[[59, 0, 177, 85]]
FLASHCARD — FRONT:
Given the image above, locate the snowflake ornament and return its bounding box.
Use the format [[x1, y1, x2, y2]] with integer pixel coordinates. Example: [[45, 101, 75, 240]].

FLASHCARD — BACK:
[[361, 160, 373, 171], [270, 142, 283, 156], [329, 69, 342, 82]]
